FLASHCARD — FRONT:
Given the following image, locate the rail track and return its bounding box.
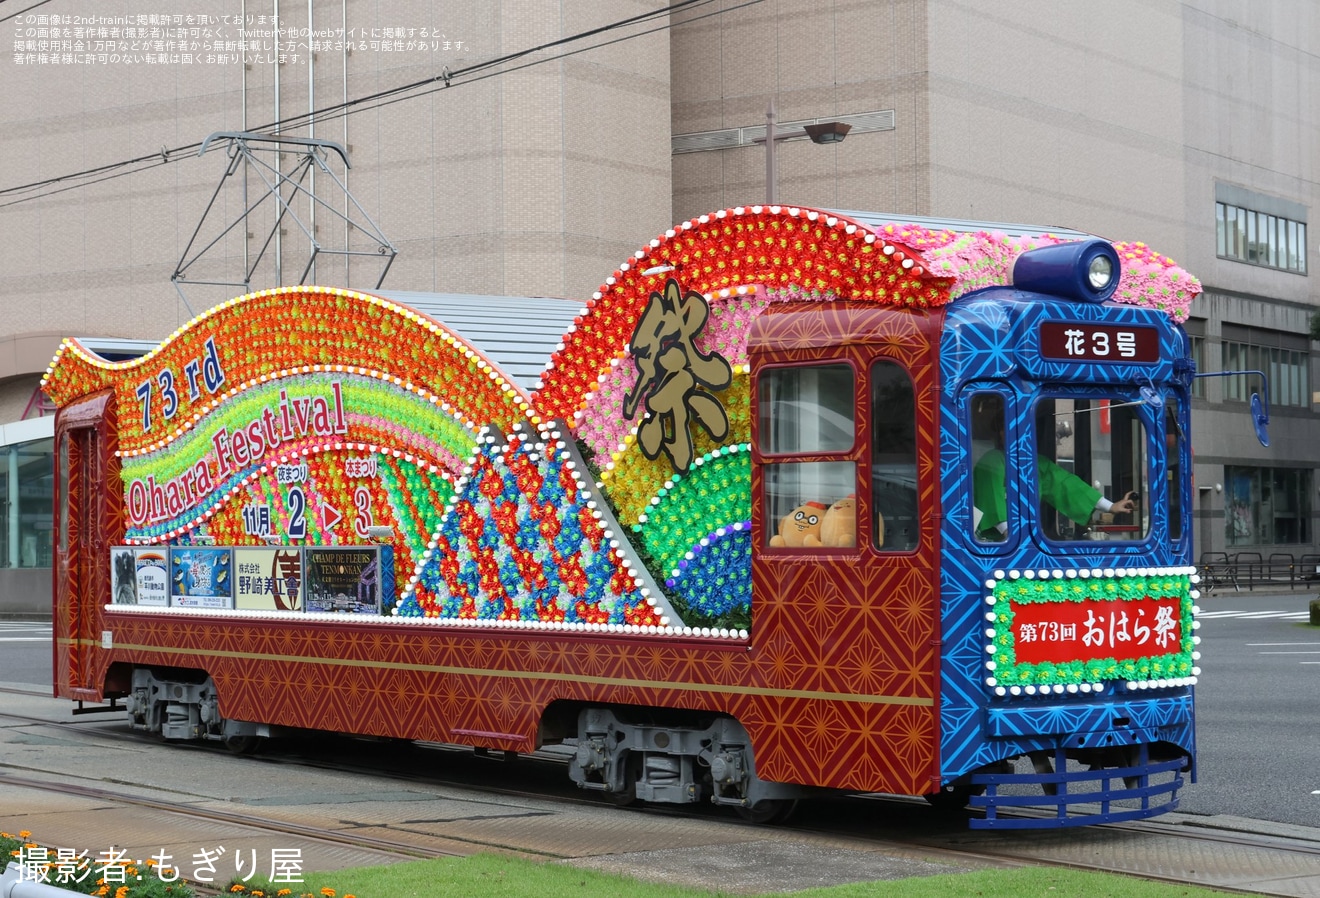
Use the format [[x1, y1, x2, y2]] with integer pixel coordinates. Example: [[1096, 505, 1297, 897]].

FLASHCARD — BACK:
[[2, 698, 1319, 897]]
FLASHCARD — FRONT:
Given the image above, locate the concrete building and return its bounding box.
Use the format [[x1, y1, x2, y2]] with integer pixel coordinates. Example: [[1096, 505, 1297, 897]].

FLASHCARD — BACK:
[[2, 0, 1317, 611]]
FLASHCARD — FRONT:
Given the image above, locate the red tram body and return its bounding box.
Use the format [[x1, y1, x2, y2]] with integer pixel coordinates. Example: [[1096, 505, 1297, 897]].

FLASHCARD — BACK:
[[48, 207, 1206, 826]]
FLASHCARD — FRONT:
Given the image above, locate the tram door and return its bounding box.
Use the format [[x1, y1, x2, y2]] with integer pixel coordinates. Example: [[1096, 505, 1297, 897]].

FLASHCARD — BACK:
[[53, 393, 117, 699], [753, 351, 940, 791]]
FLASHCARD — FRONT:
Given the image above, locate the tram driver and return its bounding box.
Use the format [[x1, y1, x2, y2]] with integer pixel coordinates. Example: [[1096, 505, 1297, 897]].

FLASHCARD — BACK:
[[971, 395, 1136, 541]]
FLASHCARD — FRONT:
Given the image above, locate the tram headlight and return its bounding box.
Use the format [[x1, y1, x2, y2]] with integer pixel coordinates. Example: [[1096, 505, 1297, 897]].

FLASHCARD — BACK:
[[1012, 238, 1122, 304], [1087, 254, 1113, 290]]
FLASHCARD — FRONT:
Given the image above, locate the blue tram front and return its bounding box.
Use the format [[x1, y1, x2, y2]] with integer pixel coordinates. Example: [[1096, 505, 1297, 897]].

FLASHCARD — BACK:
[[935, 239, 1197, 826]]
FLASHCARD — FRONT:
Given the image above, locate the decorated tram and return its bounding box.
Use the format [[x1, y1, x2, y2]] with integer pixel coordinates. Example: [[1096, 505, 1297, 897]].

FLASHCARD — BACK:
[[47, 206, 1207, 828]]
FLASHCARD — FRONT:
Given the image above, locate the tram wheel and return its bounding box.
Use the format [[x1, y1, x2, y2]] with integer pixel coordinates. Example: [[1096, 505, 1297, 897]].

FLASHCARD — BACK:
[[735, 799, 798, 825], [607, 758, 639, 807], [923, 784, 974, 812], [224, 734, 264, 755]]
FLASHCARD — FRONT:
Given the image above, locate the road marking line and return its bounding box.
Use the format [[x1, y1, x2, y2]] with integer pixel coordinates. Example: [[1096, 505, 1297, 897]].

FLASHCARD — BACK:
[[1196, 611, 1309, 619]]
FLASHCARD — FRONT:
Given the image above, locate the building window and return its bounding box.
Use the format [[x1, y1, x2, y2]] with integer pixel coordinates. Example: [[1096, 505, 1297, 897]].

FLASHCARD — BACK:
[[1222, 341, 1309, 408], [1224, 466, 1312, 546], [1216, 201, 1307, 274], [1189, 335, 1207, 398]]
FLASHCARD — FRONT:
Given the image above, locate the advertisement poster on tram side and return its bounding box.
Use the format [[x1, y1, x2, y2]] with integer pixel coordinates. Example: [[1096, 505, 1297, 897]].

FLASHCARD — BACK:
[[169, 547, 235, 609], [304, 547, 382, 615], [233, 547, 305, 611], [110, 547, 171, 606]]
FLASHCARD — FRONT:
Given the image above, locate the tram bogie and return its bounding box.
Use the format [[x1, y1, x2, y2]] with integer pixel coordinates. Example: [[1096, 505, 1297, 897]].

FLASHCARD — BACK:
[[570, 708, 807, 812], [124, 668, 274, 746]]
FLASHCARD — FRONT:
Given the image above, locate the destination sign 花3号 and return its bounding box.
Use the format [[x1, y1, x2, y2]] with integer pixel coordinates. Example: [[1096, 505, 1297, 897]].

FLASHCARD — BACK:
[[1040, 322, 1159, 363]]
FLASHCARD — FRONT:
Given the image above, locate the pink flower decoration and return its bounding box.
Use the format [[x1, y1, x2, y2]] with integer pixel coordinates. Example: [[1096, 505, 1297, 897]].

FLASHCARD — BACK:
[[889, 226, 1200, 323]]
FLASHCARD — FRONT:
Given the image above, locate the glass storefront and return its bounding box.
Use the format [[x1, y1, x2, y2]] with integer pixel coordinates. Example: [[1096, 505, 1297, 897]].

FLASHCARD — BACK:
[[2, 438, 54, 569], [1224, 465, 1312, 547]]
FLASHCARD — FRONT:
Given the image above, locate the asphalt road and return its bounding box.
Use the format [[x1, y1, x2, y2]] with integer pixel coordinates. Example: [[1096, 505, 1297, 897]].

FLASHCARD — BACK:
[[0, 620, 51, 687], [3, 594, 1317, 827], [1174, 591, 1320, 826]]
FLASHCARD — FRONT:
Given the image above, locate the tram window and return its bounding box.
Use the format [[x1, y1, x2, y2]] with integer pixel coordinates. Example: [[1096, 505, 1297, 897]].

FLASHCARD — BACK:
[[970, 394, 1009, 542], [57, 434, 70, 554], [763, 461, 857, 547], [757, 364, 854, 454], [871, 361, 918, 551], [1166, 398, 1185, 542], [1035, 399, 1150, 543], [758, 364, 857, 548]]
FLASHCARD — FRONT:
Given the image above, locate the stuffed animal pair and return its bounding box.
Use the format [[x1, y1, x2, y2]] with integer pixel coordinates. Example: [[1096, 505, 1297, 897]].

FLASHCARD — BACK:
[[769, 495, 858, 548]]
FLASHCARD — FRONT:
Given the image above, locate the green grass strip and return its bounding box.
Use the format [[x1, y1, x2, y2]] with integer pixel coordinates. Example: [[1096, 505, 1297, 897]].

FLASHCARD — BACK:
[[230, 851, 1246, 898]]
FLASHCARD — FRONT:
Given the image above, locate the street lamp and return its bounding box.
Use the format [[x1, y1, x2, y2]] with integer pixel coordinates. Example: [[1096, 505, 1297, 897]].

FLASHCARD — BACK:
[[754, 99, 852, 204]]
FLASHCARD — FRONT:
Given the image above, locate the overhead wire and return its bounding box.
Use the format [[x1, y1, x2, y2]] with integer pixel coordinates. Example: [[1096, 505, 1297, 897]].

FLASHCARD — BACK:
[[231, 0, 714, 138], [0, 0, 57, 26], [278, 0, 763, 127], [0, 0, 745, 207]]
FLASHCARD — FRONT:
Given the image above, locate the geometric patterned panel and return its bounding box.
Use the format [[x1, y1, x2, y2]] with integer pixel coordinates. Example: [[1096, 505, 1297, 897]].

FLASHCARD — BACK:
[[94, 603, 941, 794], [747, 301, 945, 797], [398, 422, 667, 629], [935, 290, 1197, 783]]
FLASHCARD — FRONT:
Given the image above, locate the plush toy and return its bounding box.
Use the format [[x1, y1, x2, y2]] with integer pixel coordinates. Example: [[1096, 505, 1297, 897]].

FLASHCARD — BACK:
[[816, 494, 858, 548], [769, 501, 826, 547]]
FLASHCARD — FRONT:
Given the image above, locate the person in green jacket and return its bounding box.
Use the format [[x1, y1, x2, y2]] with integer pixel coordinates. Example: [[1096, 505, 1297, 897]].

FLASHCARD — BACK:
[[972, 399, 1136, 540]]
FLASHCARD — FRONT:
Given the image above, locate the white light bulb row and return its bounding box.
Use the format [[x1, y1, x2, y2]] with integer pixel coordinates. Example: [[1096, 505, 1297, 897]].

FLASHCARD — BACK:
[[990, 682, 1107, 698], [396, 617, 746, 639], [986, 564, 1197, 586], [586, 205, 896, 308], [104, 603, 750, 639]]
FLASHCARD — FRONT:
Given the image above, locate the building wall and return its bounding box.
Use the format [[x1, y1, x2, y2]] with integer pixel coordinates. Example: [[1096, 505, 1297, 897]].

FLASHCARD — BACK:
[[0, 570, 51, 619], [925, 1, 1189, 251], [0, 0, 672, 339], [1177, 3, 1320, 555], [670, 0, 930, 220]]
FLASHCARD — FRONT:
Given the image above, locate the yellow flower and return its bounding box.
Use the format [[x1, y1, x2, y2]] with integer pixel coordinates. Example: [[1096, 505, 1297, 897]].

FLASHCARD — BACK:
[[320, 889, 336, 898], [277, 891, 292, 897], [18, 831, 30, 839], [231, 886, 248, 894]]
